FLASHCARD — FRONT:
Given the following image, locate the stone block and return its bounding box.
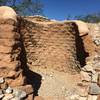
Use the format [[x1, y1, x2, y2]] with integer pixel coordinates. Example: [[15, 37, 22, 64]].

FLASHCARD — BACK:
[[87, 95, 98, 100], [89, 83, 100, 95], [80, 71, 91, 82]]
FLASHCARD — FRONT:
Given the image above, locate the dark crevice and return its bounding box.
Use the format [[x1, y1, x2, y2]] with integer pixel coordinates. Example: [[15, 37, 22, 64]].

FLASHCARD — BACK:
[[17, 17, 42, 98], [73, 23, 89, 67]]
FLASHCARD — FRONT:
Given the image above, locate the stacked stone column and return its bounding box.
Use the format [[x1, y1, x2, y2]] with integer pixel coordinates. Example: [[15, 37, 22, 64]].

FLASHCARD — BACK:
[[0, 19, 25, 87], [0, 6, 33, 100]]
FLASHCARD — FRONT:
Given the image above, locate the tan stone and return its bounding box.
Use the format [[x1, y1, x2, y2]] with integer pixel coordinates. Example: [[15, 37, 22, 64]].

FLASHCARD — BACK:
[[27, 94, 34, 100], [7, 70, 22, 78], [10, 97, 20, 100], [0, 54, 12, 62], [87, 95, 98, 100], [6, 73, 26, 87], [0, 24, 15, 32], [81, 34, 96, 58], [22, 21, 81, 73], [34, 96, 44, 100], [0, 39, 15, 47], [0, 82, 8, 90], [70, 94, 80, 100], [0, 69, 16, 78], [0, 46, 12, 53], [0, 32, 15, 39], [82, 64, 95, 74], [72, 20, 89, 36], [3, 94, 14, 100], [0, 6, 17, 21], [0, 11, 34, 100], [80, 71, 91, 82], [79, 97, 87, 100], [14, 85, 34, 95], [0, 32, 20, 40], [92, 73, 98, 83], [89, 83, 100, 95], [0, 61, 21, 71], [97, 95, 100, 100]]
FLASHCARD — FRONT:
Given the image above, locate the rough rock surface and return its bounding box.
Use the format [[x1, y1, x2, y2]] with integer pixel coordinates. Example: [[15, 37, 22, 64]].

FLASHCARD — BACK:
[[0, 6, 33, 100], [0, 6, 17, 21], [0, 15, 24, 87], [21, 17, 81, 73], [68, 20, 89, 36], [21, 17, 100, 99]]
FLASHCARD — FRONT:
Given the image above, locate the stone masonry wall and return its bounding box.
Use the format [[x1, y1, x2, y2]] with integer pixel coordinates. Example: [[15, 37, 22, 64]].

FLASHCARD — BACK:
[[73, 23, 100, 100], [0, 19, 25, 86], [0, 17, 33, 100], [20, 18, 81, 73], [1, 7, 100, 99]]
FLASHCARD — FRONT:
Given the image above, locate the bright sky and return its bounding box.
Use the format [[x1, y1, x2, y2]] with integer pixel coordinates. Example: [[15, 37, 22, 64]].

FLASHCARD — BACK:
[[42, 0, 100, 20]]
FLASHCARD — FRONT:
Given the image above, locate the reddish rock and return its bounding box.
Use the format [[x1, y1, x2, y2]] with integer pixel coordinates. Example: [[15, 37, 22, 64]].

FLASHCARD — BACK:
[[14, 85, 34, 95], [0, 46, 12, 53], [0, 6, 17, 21], [27, 94, 34, 100], [34, 96, 44, 100], [0, 54, 12, 62], [0, 6, 34, 100], [6, 73, 26, 87], [97, 95, 100, 100], [0, 82, 8, 90], [87, 95, 98, 100]]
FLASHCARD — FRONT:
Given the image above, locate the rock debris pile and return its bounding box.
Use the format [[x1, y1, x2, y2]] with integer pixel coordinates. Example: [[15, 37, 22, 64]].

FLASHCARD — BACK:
[[0, 77, 27, 100], [21, 18, 81, 74], [69, 23, 100, 100]]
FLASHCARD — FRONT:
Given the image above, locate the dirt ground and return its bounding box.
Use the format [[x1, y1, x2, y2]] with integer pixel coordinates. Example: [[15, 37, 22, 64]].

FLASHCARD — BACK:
[[31, 67, 81, 100]]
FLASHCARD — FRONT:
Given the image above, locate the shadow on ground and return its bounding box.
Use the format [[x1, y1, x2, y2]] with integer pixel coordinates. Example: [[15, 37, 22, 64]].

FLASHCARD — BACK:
[[19, 25, 42, 98]]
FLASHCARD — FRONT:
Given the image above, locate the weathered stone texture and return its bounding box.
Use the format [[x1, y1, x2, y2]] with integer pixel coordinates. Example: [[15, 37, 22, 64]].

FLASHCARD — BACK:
[[0, 6, 17, 21], [0, 19, 23, 84], [0, 6, 34, 99], [21, 19, 80, 73], [87, 23, 100, 55]]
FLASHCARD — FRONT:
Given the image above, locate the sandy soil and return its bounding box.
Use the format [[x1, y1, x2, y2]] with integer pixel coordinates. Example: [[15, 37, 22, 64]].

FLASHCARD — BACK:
[[31, 67, 81, 100]]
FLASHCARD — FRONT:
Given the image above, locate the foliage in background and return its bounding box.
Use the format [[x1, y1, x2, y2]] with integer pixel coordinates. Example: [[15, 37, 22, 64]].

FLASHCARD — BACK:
[[75, 12, 100, 23], [66, 12, 100, 23], [0, 0, 44, 16]]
